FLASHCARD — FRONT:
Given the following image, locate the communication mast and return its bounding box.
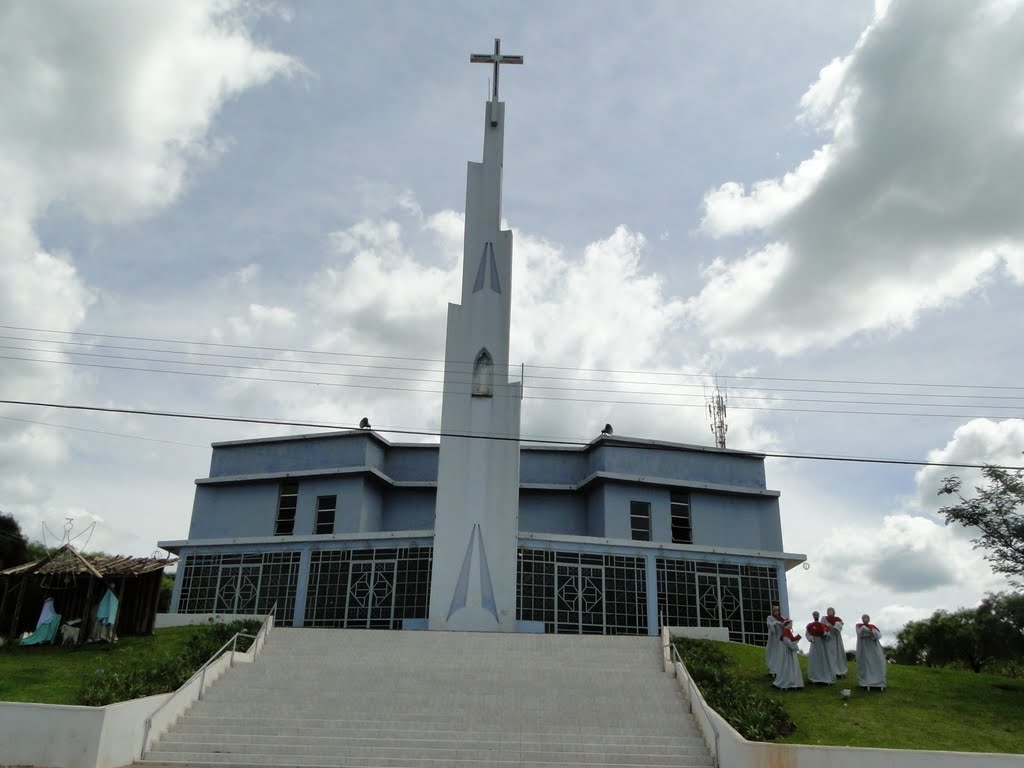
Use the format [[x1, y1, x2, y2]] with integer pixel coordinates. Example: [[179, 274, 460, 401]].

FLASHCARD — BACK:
[[706, 377, 728, 449]]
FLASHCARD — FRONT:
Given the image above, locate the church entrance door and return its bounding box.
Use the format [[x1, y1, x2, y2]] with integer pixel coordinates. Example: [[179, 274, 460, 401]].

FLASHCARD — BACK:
[[216, 564, 261, 614], [345, 559, 397, 629], [555, 563, 605, 634], [697, 573, 744, 640]]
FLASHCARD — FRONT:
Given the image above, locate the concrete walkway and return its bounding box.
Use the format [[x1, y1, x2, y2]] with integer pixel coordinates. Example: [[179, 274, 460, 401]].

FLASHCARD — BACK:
[[139, 629, 712, 768]]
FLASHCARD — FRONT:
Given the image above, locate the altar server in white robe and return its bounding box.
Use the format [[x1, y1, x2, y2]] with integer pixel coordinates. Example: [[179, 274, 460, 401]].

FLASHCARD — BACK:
[[824, 607, 848, 677], [805, 611, 836, 685], [773, 620, 804, 690], [856, 614, 886, 690], [765, 605, 785, 676]]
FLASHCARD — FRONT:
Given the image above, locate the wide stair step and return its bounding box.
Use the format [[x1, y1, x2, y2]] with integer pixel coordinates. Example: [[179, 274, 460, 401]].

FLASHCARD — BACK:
[[137, 630, 710, 768]]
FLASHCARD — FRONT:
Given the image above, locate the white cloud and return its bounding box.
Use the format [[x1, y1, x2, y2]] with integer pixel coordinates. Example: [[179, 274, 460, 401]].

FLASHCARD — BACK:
[[197, 199, 774, 451], [0, 0, 294, 541], [690, 0, 1024, 354], [913, 418, 1024, 516]]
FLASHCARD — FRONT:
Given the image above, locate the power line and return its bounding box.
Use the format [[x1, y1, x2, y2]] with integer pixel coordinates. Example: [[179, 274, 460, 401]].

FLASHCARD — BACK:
[[2, 354, 1021, 419], [1, 398, 1021, 471], [4, 323, 1023, 393], [5, 340, 1024, 406], [0, 414, 207, 449]]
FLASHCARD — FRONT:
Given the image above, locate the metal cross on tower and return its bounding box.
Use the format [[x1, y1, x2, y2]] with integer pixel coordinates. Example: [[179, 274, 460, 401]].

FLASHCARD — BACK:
[[470, 38, 524, 102]]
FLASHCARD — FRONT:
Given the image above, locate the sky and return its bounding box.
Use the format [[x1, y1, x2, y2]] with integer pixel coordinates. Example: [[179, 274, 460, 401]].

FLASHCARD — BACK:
[[2, 0, 1023, 647]]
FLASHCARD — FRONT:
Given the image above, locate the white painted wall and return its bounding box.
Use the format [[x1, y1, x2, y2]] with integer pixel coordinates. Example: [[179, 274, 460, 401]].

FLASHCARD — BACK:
[[154, 612, 261, 628], [667, 625, 731, 642], [429, 98, 522, 632], [0, 695, 170, 768]]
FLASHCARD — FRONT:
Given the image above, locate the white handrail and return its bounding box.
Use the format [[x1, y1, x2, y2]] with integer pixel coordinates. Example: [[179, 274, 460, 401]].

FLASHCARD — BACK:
[[140, 606, 276, 758]]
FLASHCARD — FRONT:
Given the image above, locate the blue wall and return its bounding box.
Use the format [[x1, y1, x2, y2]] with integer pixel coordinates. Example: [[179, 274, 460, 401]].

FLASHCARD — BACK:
[[208, 433, 379, 477], [189, 483, 279, 538], [186, 433, 783, 553], [382, 488, 435, 530], [519, 490, 586, 535], [692, 493, 783, 550]]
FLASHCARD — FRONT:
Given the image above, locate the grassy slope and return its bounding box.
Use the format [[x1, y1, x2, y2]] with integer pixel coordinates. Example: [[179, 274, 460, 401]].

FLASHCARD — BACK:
[[0, 627, 193, 705], [719, 641, 1024, 754]]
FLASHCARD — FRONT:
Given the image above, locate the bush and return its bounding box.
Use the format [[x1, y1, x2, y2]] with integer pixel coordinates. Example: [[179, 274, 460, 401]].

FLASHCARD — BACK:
[[673, 637, 795, 741], [79, 619, 262, 706]]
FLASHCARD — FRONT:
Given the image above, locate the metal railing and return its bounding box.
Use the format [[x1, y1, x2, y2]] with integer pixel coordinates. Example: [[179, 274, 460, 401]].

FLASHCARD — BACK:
[[140, 605, 277, 758], [669, 638, 721, 768]]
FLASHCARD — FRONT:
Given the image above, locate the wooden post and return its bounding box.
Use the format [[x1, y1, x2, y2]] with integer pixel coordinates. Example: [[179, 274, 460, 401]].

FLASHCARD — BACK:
[[77, 577, 95, 648], [147, 571, 163, 634], [115, 578, 127, 636], [9, 579, 26, 638], [0, 579, 11, 633]]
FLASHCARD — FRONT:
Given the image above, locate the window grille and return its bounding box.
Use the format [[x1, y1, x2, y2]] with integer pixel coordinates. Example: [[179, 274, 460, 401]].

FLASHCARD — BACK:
[[656, 556, 778, 645], [304, 546, 433, 629], [177, 551, 299, 622], [516, 548, 647, 635]]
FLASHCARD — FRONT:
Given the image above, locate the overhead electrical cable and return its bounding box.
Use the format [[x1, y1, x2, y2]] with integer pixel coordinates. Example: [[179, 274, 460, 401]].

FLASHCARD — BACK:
[[3, 339, 1024, 404], [1, 398, 1021, 471], [4, 323, 1024, 393], [2, 354, 1022, 418], [0, 414, 207, 448]]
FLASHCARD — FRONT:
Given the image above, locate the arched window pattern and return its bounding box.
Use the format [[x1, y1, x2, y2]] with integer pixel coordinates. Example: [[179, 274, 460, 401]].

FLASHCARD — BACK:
[[472, 349, 494, 397]]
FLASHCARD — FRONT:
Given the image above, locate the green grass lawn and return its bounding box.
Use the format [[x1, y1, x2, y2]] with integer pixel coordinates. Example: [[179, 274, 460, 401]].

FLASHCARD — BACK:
[[0, 627, 194, 705], [717, 641, 1024, 754]]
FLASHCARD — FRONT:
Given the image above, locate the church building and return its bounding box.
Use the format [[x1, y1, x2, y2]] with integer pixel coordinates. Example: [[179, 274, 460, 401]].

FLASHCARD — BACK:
[[159, 42, 805, 644]]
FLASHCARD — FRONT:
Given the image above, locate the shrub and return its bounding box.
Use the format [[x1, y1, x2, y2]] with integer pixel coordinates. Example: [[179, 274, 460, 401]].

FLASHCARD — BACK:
[[673, 637, 795, 741], [79, 619, 263, 706]]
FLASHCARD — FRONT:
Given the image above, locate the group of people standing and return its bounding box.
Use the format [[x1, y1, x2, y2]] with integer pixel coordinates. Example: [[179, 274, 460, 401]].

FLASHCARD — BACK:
[[765, 606, 887, 691]]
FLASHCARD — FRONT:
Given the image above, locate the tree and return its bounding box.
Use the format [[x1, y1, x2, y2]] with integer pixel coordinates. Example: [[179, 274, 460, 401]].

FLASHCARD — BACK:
[[0, 512, 30, 570], [938, 466, 1024, 586], [894, 593, 1024, 674]]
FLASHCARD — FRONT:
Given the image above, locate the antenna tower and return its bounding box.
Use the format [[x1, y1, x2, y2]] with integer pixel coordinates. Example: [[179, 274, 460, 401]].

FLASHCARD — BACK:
[[706, 376, 728, 449]]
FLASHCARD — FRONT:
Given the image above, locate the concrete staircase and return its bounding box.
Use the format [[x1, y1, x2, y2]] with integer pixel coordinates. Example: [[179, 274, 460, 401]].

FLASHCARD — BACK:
[[139, 629, 712, 768]]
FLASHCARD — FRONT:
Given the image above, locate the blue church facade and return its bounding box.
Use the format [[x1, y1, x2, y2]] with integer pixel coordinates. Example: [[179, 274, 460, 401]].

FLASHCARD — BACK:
[[160, 430, 804, 643], [160, 45, 805, 642]]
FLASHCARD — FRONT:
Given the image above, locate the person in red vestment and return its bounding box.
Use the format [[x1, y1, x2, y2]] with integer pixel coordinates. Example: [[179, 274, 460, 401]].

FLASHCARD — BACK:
[[823, 607, 848, 676], [806, 611, 835, 685], [773, 619, 804, 690], [856, 614, 886, 690]]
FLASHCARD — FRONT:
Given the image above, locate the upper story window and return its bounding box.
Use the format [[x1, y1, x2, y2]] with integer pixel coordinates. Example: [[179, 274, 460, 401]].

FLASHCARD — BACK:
[[315, 495, 337, 535], [670, 492, 693, 544], [274, 481, 298, 536], [630, 501, 651, 542]]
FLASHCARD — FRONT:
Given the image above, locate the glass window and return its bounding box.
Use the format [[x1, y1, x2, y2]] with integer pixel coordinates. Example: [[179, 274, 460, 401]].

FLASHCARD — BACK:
[[315, 495, 337, 535], [670, 492, 693, 544], [629, 500, 651, 542], [275, 481, 298, 536]]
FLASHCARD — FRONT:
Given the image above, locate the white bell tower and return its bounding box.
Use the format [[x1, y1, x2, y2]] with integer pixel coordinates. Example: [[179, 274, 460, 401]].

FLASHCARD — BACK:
[[428, 40, 523, 632]]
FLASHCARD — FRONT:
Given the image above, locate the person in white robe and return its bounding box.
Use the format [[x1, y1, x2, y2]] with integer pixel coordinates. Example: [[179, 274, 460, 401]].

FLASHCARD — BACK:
[[36, 597, 57, 628], [824, 607, 848, 677], [856, 614, 886, 690], [90, 585, 119, 643], [772, 619, 804, 690], [764, 605, 785, 677], [805, 611, 836, 685]]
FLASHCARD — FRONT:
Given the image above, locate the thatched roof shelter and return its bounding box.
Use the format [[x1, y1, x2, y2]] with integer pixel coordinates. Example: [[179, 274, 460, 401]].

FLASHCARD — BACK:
[[0, 544, 177, 641]]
